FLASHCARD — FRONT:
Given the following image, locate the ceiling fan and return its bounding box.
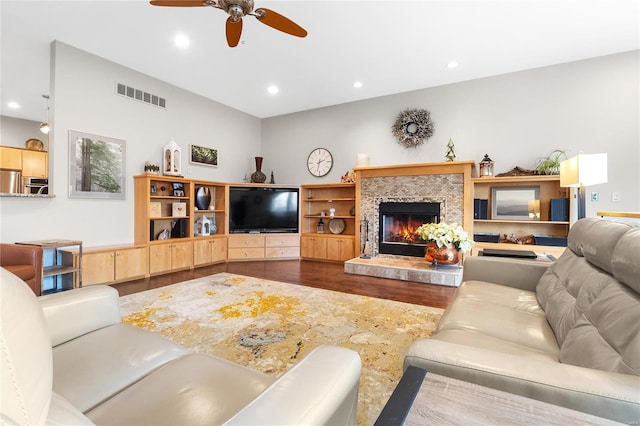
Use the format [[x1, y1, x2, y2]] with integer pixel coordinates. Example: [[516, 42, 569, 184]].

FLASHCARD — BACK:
[[149, 0, 307, 48]]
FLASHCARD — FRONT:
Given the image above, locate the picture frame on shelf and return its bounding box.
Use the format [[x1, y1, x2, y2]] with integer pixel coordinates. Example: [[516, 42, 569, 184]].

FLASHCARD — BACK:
[[172, 182, 185, 197], [150, 184, 156, 194], [491, 186, 540, 220], [190, 144, 218, 167]]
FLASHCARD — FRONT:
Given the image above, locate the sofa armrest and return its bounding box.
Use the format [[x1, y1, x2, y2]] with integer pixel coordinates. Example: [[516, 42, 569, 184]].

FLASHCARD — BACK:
[[224, 345, 361, 426], [404, 339, 639, 424], [462, 256, 549, 291], [39, 285, 121, 347]]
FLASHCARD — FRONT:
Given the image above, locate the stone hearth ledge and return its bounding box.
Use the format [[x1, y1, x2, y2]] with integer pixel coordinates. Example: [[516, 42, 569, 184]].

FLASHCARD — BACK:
[[344, 256, 462, 287]]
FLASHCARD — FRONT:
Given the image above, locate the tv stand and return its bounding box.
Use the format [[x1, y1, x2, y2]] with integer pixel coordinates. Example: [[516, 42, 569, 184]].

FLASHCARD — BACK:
[[227, 233, 300, 261]]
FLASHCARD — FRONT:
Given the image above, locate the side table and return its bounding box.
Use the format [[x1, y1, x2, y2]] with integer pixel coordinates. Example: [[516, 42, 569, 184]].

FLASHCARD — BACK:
[[375, 366, 620, 425], [16, 239, 82, 294]]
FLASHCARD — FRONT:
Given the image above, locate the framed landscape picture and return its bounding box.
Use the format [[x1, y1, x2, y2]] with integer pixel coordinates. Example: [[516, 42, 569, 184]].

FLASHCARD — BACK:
[[491, 186, 540, 220], [190, 144, 218, 167]]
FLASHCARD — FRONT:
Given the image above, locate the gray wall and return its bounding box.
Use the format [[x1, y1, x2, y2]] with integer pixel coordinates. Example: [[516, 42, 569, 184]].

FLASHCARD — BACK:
[[263, 51, 639, 217], [1, 45, 637, 247], [0, 41, 261, 245], [0, 116, 49, 151]]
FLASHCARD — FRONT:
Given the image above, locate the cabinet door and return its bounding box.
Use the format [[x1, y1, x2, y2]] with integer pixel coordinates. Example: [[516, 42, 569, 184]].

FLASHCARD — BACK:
[[301, 236, 328, 259], [211, 238, 227, 263], [82, 252, 115, 286], [149, 244, 172, 275], [327, 238, 355, 261], [115, 247, 148, 280], [0, 147, 22, 170], [22, 150, 48, 177], [193, 239, 212, 266], [171, 241, 193, 270]]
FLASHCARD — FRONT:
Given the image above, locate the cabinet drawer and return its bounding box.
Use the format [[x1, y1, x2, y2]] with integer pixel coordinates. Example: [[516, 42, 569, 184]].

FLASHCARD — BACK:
[[266, 246, 300, 259], [228, 247, 265, 259], [266, 235, 300, 248], [228, 235, 265, 248]]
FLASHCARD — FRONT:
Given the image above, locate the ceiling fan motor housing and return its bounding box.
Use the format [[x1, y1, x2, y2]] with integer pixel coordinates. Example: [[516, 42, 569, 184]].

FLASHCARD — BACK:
[[218, 0, 254, 18]]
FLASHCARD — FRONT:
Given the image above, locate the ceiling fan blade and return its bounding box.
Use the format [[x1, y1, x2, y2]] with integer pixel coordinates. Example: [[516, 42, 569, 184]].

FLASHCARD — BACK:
[[226, 17, 243, 47], [149, 0, 207, 6], [253, 8, 307, 38]]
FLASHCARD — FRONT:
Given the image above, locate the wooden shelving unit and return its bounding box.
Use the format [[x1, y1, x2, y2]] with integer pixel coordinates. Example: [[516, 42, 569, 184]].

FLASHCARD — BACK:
[[471, 175, 570, 256], [300, 183, 356, 262]]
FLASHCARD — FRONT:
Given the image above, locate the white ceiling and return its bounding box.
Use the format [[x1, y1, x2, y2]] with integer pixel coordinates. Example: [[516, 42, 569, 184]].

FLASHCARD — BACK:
[[1, 0, 638, 122]]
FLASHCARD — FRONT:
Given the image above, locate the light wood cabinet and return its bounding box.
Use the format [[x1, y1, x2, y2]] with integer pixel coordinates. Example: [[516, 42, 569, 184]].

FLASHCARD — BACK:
[[300, 183, 356, 262], [0, 146, 22, 170], [64, 245, 148, 286], [193, 236, 227, 266], [0, 146, 48, 178], [265, 234, 300, 259], [300, 235, 328, 259], [227, 234, 300, 260], [327, 236, 356, 261], [21, 150, 48, 177], [472, 175, 570, 256], [149, 240, 193, 275]]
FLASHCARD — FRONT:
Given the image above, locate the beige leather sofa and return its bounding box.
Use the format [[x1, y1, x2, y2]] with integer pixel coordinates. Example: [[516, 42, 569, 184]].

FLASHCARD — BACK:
[[405, 218, 639, 423], [1, 268, 361, 425]]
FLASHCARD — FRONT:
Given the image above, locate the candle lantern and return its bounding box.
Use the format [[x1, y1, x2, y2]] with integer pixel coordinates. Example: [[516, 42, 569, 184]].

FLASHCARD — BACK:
[[479, 154, 495, 177], [163, 138, 182, 176]]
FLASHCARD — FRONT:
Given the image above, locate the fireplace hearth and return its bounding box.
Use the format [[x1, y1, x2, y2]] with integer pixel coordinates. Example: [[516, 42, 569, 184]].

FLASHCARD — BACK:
[[378, 202, 440, 257]]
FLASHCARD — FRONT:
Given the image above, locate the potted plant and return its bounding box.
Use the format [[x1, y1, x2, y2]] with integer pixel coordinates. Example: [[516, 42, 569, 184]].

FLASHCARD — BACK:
[[415, 222, 474, 265], [536, 150, 567, 175], [144, 161, 160, 174]]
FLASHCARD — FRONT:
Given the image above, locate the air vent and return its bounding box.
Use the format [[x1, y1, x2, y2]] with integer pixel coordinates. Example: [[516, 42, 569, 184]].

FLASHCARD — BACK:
[[116, 82, 166, 109]]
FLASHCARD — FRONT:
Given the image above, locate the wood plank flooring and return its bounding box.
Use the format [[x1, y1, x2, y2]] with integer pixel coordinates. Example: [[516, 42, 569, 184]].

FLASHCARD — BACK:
[[112, 259, 456, 309]]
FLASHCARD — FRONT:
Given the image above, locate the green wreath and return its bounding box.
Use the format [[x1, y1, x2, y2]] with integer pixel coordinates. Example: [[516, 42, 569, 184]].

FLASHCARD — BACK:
[[392, 108, 434, 148]]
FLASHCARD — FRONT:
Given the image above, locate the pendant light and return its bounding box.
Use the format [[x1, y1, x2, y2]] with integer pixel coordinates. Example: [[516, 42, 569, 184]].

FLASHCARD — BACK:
[[39, 95, 50, 134]]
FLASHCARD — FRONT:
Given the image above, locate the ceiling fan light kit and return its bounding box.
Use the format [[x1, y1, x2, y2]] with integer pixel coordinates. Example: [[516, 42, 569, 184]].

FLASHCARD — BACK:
[[149, 0, 307, 47]]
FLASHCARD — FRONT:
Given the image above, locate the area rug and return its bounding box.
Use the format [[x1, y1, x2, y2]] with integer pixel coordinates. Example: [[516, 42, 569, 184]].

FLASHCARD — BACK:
[[119, 273, 443, 425]]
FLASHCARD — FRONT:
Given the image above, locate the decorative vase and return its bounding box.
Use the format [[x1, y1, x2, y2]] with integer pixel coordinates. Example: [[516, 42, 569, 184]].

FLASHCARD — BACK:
[[425, 242, 461, 266], [195, 187, 211, 211], [251, 157, 267, 183], [210, 216, 217, 235]]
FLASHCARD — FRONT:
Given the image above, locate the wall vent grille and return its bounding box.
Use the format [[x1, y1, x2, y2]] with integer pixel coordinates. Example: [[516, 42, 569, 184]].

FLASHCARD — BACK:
[[116, 82, 166, 109]]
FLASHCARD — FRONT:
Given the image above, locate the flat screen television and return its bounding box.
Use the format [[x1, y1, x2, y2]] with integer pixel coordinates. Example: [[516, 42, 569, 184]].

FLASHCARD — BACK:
[[229, 186, 299, 233]]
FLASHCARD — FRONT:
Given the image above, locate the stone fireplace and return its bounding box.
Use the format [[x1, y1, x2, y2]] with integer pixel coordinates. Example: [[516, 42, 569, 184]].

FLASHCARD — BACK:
[[378, 201, 440, 257], [345, 161, 475, 287]]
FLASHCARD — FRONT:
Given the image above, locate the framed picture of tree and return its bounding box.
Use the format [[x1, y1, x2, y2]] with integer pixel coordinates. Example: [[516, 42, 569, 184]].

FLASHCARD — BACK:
[[68, 130, 126, 199]]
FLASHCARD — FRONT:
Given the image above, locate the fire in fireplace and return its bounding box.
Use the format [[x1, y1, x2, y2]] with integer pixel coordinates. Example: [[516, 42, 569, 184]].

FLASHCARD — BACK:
[[378, 202, 440, 257]]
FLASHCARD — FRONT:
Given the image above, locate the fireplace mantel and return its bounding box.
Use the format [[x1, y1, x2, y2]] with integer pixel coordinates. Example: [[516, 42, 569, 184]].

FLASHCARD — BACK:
[[354, 161, 475, 257]]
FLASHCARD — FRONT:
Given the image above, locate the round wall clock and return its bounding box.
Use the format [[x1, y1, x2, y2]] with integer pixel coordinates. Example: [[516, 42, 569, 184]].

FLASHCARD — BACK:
[[307, 148, 333, 177]]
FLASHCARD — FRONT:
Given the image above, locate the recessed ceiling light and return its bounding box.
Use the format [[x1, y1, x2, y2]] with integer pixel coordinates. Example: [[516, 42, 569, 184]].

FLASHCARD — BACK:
[[8, 101, 20, 109], [447, 61, 459, 69], [353, 81, 363, 88], [267, 85, 279, 95], [174, 34, 190, 48]]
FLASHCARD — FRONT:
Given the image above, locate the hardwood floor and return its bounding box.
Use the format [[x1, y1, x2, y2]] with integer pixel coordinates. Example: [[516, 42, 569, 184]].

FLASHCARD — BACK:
[[111, 259, 456, 309]]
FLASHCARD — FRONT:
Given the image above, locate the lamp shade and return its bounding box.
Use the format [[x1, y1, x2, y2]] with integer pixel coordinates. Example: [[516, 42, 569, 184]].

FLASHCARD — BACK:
[[560, 153, 608, 187]]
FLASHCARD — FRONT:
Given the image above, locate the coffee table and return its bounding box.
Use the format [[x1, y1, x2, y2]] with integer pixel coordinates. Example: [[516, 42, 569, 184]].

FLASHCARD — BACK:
[[375, 366, 620, 425]]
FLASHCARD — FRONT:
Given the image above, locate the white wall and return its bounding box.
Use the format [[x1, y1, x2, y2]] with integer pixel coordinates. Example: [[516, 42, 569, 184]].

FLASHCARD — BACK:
[[0, 41, 261, 246], [262, 51, 639, 217], [1, 46, 637, 247], [0, 116, 49, 151]]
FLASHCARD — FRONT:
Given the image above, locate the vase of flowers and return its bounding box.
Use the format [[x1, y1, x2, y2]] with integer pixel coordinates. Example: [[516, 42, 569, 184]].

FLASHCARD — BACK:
[[415, 222, 474, 266]]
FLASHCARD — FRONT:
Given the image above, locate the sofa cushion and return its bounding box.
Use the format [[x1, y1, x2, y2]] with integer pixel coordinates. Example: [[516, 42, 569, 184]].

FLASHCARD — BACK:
[[53, 323, 188, 413], [86, 353, 276, 426], [436, 281, 559, 357], [611, 227, 640, 293], [537, 218, 640, 375]]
